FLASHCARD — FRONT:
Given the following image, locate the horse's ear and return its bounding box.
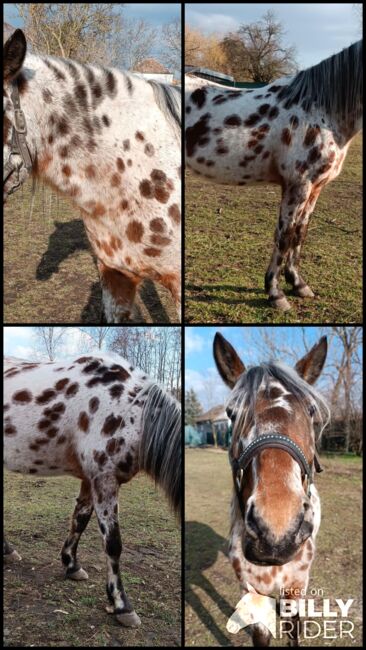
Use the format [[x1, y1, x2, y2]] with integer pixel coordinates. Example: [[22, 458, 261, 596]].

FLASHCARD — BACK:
[[295, 336, 327, 384], [4, 29, 27, 82], [213, 333, 246, 388]]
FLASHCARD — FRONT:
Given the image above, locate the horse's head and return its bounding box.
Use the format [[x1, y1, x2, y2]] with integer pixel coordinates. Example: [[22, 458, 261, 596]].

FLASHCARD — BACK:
[[214, 333, 328, 566], [3, 29, 32, 202]]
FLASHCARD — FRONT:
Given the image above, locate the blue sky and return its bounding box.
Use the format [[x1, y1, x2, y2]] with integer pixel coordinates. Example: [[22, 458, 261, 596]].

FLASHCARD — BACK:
[[185, 3, 361, 69], [185, 326, 361, 410]]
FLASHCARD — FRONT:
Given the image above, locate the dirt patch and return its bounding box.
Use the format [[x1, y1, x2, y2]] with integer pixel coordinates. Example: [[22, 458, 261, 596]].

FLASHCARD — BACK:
[[4, 471, 181, 647], [4, 184, 178, 323]]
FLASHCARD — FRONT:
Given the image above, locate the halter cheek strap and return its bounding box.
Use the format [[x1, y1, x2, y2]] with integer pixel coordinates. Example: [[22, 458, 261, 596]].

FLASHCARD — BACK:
[[230, 433, 323, 519], [4, 83, 33, 193]]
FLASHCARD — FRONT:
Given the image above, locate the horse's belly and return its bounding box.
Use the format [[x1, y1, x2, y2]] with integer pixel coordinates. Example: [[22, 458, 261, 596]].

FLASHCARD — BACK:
[[187, 153, 271, 186]]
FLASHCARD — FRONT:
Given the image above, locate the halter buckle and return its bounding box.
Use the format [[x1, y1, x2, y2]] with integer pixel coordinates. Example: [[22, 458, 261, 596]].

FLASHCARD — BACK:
[[14, 108, 27, 134], [236, 468, 243, 492]]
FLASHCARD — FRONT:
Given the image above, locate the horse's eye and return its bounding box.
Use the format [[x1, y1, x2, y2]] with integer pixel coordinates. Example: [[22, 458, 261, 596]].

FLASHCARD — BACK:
[[227, 409, 236, 422], [309, 405, 316, 417]]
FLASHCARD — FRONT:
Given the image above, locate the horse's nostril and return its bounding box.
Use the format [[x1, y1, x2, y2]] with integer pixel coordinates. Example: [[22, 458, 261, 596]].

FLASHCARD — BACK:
[[245, 503, 260, 539], [303, 499, 310, 511]]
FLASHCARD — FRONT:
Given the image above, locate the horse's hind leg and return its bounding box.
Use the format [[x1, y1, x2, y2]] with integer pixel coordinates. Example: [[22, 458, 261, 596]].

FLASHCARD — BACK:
[[91, 473, 141, 628], [4, 538, 22, 561], [265, 183, 311, 310], [98, 261, 141, 323], [61, 479, 93, 581], [284, 188, 321, 299]]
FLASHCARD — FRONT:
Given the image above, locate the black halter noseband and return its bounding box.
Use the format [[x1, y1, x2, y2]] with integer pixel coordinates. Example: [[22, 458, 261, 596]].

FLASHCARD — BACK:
[[230, 433, 323, 518], [4, 83, 33, 197]]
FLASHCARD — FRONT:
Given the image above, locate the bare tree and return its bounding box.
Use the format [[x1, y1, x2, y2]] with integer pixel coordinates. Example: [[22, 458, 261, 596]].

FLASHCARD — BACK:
[[161, 18, 181, 76], [77, 327, 111, 351], [118, 17, 157, 70], [16, 3, 124, 65], [32, 327, 68, 361], [109, 327, 181, 395], [221, 10, 297, 82]]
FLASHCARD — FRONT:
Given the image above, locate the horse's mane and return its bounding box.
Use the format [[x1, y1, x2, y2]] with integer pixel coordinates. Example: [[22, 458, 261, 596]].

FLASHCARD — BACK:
[[139, 383, 181, 517], [228, 362, 330, 442], [148, 80, 181, 140], [278, 40, 363, 119]]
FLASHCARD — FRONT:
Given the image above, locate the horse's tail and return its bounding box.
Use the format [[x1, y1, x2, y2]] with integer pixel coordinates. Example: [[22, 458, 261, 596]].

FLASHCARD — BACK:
[[139, 384, 181, 519]]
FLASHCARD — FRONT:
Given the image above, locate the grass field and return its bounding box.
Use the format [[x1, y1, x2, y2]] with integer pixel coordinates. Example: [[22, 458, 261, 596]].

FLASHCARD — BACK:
[[4, 470, 180, 647], [185, 133, 362, 324], [185, 448, 362, 647], [4, 183, 177, 324]]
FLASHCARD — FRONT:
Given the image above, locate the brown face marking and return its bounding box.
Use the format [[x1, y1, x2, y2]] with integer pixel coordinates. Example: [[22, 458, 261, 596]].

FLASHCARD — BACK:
[[135, 131, 144, 141], [190, 87, 207, 108], [55, 378, 70, 391], [126, 220, 144, 243]]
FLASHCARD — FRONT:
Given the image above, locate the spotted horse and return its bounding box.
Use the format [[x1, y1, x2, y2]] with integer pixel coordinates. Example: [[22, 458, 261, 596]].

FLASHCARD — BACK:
[[186, 40, 362, 310], [213, 332, 329, 645], [3, 29, 181, 322], [4, 354, 181, 628]]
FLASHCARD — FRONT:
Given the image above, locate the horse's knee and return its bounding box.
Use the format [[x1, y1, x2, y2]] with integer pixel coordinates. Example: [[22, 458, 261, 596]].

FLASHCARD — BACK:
[[98, 262, 141, 323]]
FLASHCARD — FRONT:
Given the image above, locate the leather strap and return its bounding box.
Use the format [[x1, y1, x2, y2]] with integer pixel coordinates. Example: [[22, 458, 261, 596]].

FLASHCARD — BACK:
[[231, 433, 323, 519]]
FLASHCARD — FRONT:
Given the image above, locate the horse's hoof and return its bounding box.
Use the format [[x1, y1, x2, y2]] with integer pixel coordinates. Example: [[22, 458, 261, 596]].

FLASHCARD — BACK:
[[67, 567, 89, 581], [294, 285, 315, 298], [270, 296, 291, 311], [4, 549, 22, 562], [116, 610, 142, 627]]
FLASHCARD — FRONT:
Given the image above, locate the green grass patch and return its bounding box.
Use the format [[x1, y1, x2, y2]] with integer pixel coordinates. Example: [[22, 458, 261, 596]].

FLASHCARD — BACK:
[[185, 133, 362, 323]]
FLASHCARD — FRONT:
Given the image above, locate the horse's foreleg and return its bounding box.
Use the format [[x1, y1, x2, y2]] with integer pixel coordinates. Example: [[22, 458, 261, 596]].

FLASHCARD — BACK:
[[91, 475, 141, 628], [4, 538, 22, 561], [61, 479, 93, 580], [98, 261, 141, 323], [284, 188, 320, 299], [265, 184, 312, 310], [159, 271, 181, 322]]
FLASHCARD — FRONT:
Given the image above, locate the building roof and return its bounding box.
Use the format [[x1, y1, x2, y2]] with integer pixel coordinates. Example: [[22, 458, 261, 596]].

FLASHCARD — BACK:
[[195, 405, 227, 423], [133, 58, 170, 74]]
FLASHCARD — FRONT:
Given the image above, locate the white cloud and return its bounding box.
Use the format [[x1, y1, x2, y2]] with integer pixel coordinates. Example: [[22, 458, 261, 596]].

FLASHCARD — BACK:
[[185, 329, 206, 354], [188, 10, 239, 34]]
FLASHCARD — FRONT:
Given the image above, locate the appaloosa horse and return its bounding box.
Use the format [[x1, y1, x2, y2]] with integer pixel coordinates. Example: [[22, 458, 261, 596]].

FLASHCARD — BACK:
[[3, 29, 181, 322], [186, 41, 362, 310], [213, 333, 329, 645], [4, 354, 181, 628]]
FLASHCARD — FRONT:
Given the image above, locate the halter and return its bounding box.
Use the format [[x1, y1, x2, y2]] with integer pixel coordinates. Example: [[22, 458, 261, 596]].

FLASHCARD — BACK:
[[230, 433, 323, 518], [3, 83, 33, 197]]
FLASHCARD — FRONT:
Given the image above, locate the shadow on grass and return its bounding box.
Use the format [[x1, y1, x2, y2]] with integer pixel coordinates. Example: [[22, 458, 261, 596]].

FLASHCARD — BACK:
[[185, 521, 233, 646], [36, 219, 90, 280], [186, 283, 270, 309]]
